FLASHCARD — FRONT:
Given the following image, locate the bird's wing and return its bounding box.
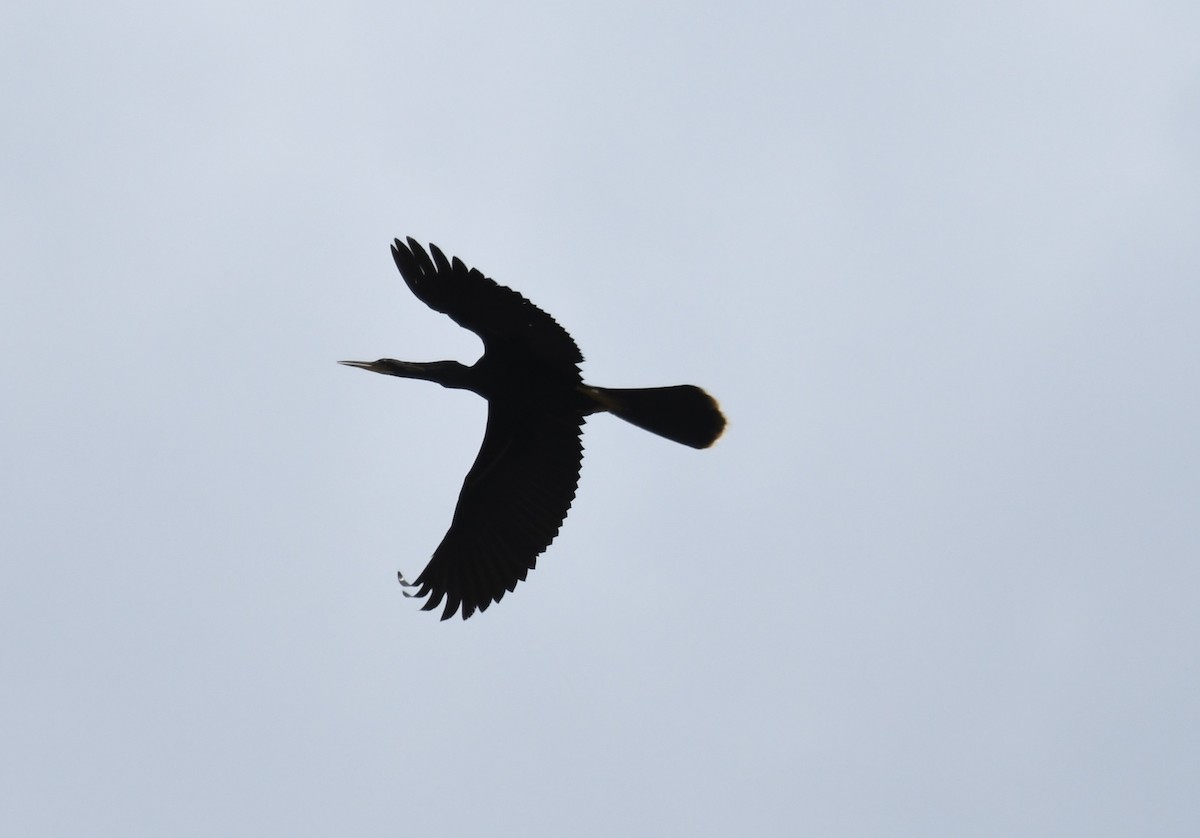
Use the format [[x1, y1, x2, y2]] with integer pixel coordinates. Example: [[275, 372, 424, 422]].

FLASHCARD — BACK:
[[391, 237, 583, 375], [401, 402, 586, 620], [403, 400, 585, 614]]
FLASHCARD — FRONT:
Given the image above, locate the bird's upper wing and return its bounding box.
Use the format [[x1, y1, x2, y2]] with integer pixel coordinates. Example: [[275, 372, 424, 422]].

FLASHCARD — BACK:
[[402, 401, 586, 620], [391, 237, 583, 375]]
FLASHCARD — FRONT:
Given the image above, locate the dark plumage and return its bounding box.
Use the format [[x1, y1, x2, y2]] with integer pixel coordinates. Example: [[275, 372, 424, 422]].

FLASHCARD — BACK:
[[341, 238, 725, 619]]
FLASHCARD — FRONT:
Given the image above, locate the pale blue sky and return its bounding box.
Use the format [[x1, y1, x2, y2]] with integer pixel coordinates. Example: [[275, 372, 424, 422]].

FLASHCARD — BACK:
[[3, 1, 1199, 835]]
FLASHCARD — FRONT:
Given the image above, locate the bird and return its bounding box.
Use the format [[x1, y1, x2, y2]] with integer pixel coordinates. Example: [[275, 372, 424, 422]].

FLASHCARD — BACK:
[[341, 238, 725, 620]]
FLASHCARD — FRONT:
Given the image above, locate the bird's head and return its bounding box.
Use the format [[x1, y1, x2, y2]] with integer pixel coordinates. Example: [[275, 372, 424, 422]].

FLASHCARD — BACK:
[[338, 359, 474, 389], [338, 359, 396, 375]]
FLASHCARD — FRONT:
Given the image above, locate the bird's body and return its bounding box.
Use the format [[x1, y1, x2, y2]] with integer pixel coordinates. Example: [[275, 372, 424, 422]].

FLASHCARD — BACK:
[[342, 238, 724, 619]]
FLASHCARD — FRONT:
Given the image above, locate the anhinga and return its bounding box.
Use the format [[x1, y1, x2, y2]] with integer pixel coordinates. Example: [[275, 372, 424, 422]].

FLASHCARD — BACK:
[[341, 238, 725, 620]]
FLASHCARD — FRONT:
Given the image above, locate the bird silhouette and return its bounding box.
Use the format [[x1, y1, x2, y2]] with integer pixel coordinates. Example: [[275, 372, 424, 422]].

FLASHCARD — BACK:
[[341, 238, 725, 619]]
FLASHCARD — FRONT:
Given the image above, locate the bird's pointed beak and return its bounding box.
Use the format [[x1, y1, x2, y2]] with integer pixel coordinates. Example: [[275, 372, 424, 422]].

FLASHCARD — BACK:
[[338, 360, 378, 371]]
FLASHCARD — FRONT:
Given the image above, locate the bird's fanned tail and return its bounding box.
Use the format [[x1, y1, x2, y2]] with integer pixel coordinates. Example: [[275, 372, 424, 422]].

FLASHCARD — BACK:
[[584, 385, 726, 449]]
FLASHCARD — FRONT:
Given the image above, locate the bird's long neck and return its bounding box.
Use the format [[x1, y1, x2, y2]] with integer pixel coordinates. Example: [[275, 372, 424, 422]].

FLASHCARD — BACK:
[[369, 359, 476, 391]]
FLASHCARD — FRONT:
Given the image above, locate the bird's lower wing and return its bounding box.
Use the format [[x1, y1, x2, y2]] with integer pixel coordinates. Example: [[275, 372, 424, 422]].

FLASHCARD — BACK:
[[401, 404, 585, 620]]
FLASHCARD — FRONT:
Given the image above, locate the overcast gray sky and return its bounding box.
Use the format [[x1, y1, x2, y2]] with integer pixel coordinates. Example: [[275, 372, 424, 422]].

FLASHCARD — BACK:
[[4, 1, 1199, 835]]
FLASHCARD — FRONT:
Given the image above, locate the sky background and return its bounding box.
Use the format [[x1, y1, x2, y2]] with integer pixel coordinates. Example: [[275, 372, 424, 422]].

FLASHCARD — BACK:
[[4, 1, 1199, 835]]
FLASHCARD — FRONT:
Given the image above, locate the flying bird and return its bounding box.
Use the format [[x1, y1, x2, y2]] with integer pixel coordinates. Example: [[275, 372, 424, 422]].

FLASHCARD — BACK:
[[341, 238, 725, 620]]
